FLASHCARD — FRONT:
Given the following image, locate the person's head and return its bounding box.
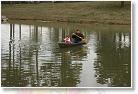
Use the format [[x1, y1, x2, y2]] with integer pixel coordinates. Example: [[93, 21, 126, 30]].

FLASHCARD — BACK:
[[66, 35, 70, 38], [76, 29, 80, 33]]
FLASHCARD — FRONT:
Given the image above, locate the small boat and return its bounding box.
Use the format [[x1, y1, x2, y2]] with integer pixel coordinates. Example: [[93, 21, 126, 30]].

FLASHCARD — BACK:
[[58, 42, 86, 48]]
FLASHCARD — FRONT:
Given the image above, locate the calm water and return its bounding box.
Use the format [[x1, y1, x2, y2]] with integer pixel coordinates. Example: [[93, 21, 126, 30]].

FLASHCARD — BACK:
[[1, 21, 131, 87]]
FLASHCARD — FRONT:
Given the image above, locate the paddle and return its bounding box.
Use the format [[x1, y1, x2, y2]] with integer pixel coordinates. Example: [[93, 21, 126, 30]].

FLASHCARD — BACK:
[[72, 33, 83, 40], [72, 33, 86, 43]]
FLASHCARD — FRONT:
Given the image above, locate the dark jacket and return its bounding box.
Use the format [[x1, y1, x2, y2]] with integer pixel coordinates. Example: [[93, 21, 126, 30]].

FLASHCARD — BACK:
[[72, 32, 84, 43]]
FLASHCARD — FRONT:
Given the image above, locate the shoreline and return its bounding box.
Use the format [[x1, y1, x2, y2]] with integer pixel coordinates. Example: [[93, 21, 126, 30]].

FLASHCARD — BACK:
[[7, 18, 130, 25]]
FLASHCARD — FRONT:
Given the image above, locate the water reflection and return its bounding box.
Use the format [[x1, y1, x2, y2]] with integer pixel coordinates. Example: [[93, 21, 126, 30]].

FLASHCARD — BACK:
[[94, 31, 131, 87], [1, 22, 131, 87]]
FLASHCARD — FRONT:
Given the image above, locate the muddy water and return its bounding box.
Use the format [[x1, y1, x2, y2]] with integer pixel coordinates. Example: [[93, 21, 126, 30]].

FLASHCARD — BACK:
[[1, 21, 131, 87]]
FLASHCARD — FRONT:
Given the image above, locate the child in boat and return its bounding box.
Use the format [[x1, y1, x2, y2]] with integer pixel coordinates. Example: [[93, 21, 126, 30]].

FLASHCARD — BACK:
[[64, 35, 71, 44]]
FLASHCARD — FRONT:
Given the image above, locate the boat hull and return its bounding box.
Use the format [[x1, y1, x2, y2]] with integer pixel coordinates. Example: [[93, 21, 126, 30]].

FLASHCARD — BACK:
[[58, 42, 86, 48]]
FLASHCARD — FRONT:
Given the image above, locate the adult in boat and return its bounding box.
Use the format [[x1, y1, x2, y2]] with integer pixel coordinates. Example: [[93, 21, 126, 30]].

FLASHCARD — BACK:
[[72, 29, 84, 43]]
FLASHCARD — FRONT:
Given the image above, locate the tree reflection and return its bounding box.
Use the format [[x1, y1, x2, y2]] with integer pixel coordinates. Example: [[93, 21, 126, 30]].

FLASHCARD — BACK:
[[2, 24, 27, 86], [1, 23, 86, 87], [94, 31, 131, 87], [60, 47, 83, 87]]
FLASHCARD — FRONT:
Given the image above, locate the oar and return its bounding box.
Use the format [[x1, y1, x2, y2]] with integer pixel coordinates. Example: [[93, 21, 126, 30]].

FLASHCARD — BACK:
[[72, 33, 83, 40], [72, 33, 86, 43]]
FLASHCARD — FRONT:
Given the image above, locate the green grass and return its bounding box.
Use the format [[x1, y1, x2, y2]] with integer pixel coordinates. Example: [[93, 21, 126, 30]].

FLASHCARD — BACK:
[[1, 1, 131, 25]]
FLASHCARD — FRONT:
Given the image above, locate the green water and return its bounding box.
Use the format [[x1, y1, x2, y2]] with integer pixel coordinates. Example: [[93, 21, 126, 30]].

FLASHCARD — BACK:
[[1, 21, 131, 87]]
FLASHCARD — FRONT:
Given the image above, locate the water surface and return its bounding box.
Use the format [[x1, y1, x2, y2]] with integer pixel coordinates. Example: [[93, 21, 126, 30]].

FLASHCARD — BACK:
[[1, 21, 131, 87]]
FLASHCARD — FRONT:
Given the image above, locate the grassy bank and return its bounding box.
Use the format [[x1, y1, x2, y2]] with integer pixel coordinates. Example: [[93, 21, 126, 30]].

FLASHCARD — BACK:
[[1, 2, 131, 25]]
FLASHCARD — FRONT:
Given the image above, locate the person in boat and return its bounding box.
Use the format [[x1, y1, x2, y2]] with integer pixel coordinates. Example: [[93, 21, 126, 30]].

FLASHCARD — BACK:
[[72, 29, 84, 43], [64, 35, 72, 44]]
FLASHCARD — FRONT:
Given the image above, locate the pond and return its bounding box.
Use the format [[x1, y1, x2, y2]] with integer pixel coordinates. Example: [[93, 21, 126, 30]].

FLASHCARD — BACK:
[[1, 21, 131, 87]]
